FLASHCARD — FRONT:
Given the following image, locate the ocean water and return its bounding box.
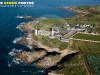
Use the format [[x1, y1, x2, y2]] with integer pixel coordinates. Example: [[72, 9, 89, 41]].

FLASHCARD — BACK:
[[0, 0, 100, 75]]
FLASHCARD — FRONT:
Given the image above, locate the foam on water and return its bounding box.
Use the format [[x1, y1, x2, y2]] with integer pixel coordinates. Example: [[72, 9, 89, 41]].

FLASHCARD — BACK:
[[8, 48, 22, 56], [8, 48, 24, 67], [27, 45, 33, 49], [13, 37, 22, 43], [16, 24, 23, 29], [13, 58, 22, 64], [16, 22, 25, 31], [8, 58, 24, 67], [16, 16, 24, 18]]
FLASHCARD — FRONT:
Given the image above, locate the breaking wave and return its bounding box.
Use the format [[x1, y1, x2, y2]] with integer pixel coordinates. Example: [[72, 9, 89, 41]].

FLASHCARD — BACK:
[[13, 37, 22, 43], [8, 48, 22, 56], [16, 15, 24, 18], [16, 22, 25, 31], [8, 48, 23, 67], [27, 45, 33, 49]]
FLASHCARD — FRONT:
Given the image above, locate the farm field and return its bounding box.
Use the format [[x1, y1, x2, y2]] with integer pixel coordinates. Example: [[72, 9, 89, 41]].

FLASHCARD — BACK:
[[63, 5, 100, 75], [74, 40, 100, 53], [86, 54, 100, 75], [74, 40, 100, 75], [73, 33, 100, 41]]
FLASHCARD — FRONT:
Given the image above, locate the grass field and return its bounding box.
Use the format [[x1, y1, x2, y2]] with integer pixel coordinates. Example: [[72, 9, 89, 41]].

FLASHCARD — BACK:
[[73, 33, 100, 41], [74, 40, 100, 75], [61, 5, 100, 75], [74, 40, 100, 53], [32, 34, 68, 50], [33, 18, 66, 29], [56, 53, 89, 75]]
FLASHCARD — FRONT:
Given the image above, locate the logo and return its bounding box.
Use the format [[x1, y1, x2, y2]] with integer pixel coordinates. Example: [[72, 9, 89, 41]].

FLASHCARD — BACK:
[[0, 1, 34, 7]]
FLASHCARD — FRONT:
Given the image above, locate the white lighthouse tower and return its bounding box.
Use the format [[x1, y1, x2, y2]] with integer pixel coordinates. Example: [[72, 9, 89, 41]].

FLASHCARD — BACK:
[[35, 29, 38, 35], [52, 28, 54, 36], [51, 27, 54, 38]]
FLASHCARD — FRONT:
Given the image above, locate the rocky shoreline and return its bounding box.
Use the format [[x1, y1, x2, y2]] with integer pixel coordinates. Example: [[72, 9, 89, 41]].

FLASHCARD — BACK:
[[16, 31, 78, 68], [61, 6, 89, 17], [15, 50, 46, 64], [14, 17, 79, 75]]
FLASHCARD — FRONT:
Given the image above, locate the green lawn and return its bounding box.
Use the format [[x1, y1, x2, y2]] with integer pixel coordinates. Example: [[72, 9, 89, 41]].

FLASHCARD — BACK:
[[73, 33, 100, 41]]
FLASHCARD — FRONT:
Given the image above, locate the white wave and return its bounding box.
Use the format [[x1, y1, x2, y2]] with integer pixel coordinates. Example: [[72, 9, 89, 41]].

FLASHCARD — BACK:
[[16, 22, 25, 31], [8, 57, 23, 67], [16, 15, 24, 18], [16, 22, 25, 29], [8, 49, 23, 66], [27, 45, 33, 49], [13, 58, 22, 65], [13, 37, 22, 43], [8, 48, 22, 56], [16, 24, 23, 29], [20, 22, 25, 25]]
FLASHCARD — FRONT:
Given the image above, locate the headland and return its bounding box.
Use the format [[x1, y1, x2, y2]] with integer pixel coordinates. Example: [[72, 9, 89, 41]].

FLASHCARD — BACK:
[[14, 5, 100, 75]]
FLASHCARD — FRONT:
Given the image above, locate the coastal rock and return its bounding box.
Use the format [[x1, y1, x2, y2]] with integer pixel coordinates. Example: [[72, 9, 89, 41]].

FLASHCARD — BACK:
[[19, 22, 34, 32], [37, 49, 78, 69], [15, 50, 47, 63], [16, 33, 62, 53], [61, 6, 89, 17], [60, 49, 79, 58], [62, 6, 88, 14], [16, 33, 78, 68], [15, 20, 79, 70], [16, 34, 38, 48], [23, 15, 34, 20], [38, 54, 61, 69]]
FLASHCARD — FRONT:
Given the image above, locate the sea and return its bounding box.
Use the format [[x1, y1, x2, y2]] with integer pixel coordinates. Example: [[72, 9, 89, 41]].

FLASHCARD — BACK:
[[0, 0, 100, 75]]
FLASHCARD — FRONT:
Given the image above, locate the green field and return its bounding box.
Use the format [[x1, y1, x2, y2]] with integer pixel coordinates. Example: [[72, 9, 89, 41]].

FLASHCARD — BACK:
[[73, 33, 100, 41], [70, 6, 100, 74], [74, 40, 100, 75], [33, 18, 66, 29], [86, 54, 100, 75], [74, 40, 100, 53]]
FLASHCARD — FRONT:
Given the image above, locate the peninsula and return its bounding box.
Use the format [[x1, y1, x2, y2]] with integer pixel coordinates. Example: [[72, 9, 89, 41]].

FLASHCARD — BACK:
[[14, 5, 100, 75]]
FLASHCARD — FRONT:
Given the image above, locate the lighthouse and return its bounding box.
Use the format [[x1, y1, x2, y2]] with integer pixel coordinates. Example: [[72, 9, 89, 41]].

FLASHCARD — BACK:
[[51, 27, 54, 38], [35, 29, 38, 35]]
